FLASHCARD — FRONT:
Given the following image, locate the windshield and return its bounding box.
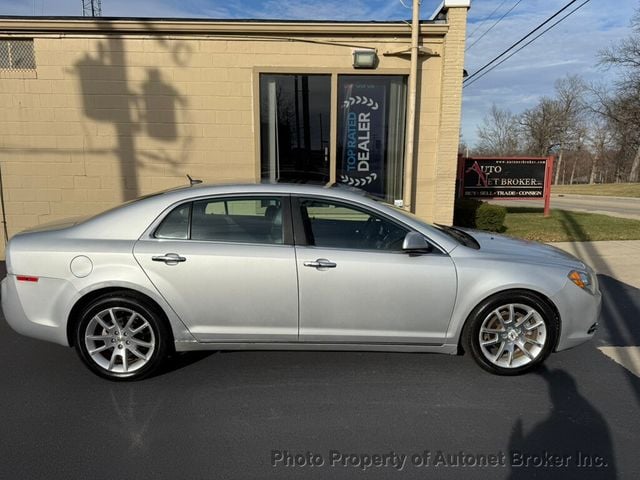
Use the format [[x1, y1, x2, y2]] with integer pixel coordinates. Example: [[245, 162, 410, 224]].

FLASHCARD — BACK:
[[433, 224, 480, 249], [365, 195, 430, 226], [370, 196, 479, 249]]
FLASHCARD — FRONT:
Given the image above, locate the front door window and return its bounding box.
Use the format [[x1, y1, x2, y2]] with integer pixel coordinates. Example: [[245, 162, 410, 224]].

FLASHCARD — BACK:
[[299, 198, 408, 251]]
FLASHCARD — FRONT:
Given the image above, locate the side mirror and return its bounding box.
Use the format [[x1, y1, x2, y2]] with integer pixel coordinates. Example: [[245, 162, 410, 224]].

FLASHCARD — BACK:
[[402, 232, 431, 253]]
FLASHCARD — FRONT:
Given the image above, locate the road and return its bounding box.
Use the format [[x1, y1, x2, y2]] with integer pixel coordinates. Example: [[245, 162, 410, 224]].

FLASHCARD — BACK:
[[1, 273, 640, 479], [490, 194, 640, 220]]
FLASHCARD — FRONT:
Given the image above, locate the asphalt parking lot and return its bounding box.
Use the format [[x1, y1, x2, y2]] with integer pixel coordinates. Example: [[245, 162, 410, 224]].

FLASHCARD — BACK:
[[1, 271, 639, 479]]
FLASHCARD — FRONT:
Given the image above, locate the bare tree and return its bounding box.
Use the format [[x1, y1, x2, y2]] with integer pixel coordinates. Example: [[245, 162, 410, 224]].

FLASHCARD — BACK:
[[475, 104, 522, 156], [586, 120, 613, 184], [468, 10, 640, 186], [599, 12, 640, 182], [520, 96, 562, 156], [520, 75, 587, 184]]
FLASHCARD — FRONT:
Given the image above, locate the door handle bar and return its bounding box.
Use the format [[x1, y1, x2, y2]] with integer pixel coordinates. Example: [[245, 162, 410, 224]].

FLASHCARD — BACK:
[[304, 259, 337, 268], [152, 253, 187, 264]]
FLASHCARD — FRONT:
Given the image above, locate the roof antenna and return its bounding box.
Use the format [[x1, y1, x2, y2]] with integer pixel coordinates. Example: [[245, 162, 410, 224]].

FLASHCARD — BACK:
[[186, 174, 202, 186]]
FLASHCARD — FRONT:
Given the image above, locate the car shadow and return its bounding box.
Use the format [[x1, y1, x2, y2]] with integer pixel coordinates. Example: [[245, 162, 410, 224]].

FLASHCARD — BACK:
[[148, 351, 216, 379], [597, 274, 640, 345], [555, 211, 640, 412], [507, 367, 616, 479]]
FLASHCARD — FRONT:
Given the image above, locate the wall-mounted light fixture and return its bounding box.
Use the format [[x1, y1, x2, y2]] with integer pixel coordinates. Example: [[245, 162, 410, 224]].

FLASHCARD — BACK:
[[353, 49, 378, 69]]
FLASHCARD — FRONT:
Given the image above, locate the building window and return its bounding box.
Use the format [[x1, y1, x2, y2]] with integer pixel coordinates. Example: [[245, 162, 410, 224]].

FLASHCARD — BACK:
[[258, 73, 408, 204], [0, 39, 36, 70], [337, 75, 407, 203], [260, 74, 331, 184]]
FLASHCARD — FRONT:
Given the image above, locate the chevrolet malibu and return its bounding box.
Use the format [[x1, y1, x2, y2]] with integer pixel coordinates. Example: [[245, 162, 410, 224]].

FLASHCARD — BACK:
[[2, 184, 601, 380]]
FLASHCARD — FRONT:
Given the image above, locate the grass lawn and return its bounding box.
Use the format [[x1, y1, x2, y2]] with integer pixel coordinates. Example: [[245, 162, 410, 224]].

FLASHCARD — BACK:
[[503, 207, 640, 242], [552, 183, 640, 198]]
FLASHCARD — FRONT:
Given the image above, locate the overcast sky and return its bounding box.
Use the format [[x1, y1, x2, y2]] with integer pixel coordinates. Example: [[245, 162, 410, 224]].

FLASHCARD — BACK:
[[1, 0, 637, 146]]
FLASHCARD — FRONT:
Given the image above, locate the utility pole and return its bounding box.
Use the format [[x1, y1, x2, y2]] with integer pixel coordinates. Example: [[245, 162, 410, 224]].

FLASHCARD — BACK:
[[402, 0, 420, 210], [82, 0, 102, 17]]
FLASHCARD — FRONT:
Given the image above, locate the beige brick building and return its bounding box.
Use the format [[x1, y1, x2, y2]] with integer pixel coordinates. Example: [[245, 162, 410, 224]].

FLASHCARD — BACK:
[[0, 1, 469, 257]]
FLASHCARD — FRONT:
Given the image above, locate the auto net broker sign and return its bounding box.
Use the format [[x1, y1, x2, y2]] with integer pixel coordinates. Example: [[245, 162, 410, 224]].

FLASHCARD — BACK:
[[461, 158, 547, 198]]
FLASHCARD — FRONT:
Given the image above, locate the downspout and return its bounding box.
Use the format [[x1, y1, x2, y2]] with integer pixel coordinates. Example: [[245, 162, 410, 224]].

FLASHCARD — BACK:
[[403, 0, 420, 211]]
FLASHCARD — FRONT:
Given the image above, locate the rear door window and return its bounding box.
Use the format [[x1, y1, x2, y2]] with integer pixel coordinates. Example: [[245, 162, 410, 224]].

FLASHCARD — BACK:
[[154, 203, 191, 240], [191, 197, 283, 244], [155, 197, 284, 245]]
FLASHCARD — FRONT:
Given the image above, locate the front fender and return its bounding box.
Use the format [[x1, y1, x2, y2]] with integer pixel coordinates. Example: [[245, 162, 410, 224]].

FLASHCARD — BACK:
[[445, 258, 568, 344]]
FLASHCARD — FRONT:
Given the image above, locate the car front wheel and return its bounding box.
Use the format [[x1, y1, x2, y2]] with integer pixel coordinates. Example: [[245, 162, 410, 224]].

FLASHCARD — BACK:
[[75, 293, 169, 380], [463, 292, 558, 375]]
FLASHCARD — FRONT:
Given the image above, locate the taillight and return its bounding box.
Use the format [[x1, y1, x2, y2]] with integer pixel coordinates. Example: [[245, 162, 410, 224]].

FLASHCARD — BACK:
[[16, 276, 38, 282]]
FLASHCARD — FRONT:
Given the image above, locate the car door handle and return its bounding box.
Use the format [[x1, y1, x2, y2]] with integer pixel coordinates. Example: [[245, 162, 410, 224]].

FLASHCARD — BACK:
[[152, 253, 186, 264], [304, 258, 337, 269]]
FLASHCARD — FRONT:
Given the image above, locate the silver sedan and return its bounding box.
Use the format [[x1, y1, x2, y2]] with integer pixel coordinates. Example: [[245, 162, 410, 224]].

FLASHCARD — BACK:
[[2, 184, 601, 380]]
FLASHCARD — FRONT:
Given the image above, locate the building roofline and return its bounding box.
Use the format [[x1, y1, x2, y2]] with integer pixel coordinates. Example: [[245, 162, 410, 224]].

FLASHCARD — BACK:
[[0, 16, 449, 37], [0, 15, 439, 24]]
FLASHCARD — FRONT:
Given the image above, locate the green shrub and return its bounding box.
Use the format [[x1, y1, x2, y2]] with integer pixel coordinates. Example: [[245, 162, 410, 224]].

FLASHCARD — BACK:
[[453, 198, 481, 228], [453, 199, 506, 232], [476, 203, 507, 232]]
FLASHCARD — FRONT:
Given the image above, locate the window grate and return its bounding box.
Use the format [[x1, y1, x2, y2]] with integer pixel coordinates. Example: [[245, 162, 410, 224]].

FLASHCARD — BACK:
[[0, 39, 36, 70]]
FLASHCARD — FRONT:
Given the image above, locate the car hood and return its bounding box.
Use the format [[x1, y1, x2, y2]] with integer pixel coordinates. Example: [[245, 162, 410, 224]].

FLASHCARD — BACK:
[[461, 228, 587, 269]]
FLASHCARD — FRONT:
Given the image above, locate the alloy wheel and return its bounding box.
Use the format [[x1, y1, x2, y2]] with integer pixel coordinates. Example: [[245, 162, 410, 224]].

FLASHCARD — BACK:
[[478, 303, 547, 369], [83, 307, 156, 374]]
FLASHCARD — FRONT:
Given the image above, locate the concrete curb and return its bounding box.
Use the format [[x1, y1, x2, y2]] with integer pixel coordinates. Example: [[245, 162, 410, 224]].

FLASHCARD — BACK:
[[552, 193, 640, 202]]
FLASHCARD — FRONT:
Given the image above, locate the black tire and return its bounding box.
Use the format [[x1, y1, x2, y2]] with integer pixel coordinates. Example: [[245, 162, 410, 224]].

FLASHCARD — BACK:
[[462, 291, 559, 376], [74, 292, 170, 381]]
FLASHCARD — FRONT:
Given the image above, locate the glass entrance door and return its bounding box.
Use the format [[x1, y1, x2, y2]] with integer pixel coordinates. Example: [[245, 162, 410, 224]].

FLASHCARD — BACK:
[[260, 74, 331, 184]]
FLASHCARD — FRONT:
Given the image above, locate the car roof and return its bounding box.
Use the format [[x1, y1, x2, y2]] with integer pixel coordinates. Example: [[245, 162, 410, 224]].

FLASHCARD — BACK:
[[66, 182, 459, 252], [156, 182, 373, 203]]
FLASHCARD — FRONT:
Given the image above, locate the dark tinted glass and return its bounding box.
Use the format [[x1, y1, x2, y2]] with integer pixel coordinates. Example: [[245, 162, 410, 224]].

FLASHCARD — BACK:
[[260, 74, 331, 184], [155, 203, 191, 240], [300, 199, 407, 251], [191, 197, 283, 244]]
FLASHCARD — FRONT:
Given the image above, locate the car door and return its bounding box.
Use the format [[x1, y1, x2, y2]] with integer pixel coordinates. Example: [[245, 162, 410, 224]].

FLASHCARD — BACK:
[[134, 195, 299, 343], [293, 196, 457, 345]]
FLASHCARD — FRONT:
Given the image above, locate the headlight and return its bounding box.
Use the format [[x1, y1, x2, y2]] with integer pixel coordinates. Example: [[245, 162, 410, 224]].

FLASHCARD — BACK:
[[568, 270, 595, 294]]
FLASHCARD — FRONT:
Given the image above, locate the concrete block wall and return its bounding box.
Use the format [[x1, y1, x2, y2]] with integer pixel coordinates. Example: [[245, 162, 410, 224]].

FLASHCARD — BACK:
[[0, 16, 466, 256], [414, 6, 468, 224]]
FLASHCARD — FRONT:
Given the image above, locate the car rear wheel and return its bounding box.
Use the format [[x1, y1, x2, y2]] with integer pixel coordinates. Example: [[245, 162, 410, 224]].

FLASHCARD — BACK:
[[75, 293, 169, 380], [463, 292, 558, 375]]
